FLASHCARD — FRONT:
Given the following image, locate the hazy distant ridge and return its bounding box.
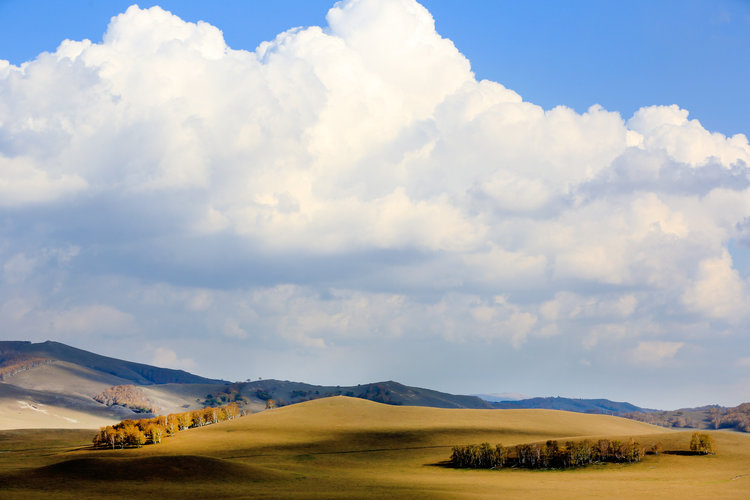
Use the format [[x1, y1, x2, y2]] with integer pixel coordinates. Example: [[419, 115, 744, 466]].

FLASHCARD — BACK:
[[230, 379, 494, 409], [489, 396, 648, 415]]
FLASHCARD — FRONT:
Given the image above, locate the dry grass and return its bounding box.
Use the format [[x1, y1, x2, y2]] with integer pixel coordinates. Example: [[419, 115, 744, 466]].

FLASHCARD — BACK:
[[1, 396, 748, 499], [0, 397, 118, 430], [3, 361, 132, 397], [137, 383, 228, 414]]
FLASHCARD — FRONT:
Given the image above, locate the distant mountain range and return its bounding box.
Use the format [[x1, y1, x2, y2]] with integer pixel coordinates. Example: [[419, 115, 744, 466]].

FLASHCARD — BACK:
[[472, 392, 529, 402], [1, 340, 746, 432]]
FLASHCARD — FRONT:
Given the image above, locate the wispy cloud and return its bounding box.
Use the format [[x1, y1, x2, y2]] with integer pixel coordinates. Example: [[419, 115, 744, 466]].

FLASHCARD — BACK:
[[630, 341, 685, 365], [147, 346, 196, 371]]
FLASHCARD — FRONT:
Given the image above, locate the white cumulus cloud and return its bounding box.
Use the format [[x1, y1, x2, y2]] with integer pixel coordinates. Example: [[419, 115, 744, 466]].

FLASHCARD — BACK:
[[0, 0, 749, 400]]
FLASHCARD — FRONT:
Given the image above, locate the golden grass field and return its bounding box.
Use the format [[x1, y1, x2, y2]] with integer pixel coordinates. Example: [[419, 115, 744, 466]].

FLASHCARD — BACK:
[[0, 396, 748, 499]]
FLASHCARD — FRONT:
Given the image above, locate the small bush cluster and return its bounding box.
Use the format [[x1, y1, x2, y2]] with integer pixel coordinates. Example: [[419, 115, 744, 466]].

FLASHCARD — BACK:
[[255, 389, 272, 401], [450, 438, 645, 470], [93, 402, 240, 449], [203, 388, 244, 407], [93, 384, 156, 414], [689, 432, 715, 454]]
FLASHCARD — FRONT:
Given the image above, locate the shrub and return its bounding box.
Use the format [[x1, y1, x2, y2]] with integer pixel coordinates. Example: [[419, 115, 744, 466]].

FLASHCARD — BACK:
[[689, 432, 715, 455]]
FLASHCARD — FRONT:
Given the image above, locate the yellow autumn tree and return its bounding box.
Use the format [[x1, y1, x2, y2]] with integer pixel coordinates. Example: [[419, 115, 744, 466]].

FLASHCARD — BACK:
[[690, 432, 715, 454], [145, 423, 164, 444]]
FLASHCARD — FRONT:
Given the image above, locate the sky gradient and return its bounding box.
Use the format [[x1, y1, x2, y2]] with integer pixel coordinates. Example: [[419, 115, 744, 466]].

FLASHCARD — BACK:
[[1, 0, 749, 409]]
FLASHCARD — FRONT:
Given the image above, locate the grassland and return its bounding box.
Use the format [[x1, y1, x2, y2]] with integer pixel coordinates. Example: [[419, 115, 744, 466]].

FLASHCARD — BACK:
[[0, 382, 119, 430], [0, 396, 748, 499]]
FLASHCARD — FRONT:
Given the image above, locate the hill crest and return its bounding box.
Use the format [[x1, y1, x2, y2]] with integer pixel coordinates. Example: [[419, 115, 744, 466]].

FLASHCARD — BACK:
[[0, 340, 226, 385]]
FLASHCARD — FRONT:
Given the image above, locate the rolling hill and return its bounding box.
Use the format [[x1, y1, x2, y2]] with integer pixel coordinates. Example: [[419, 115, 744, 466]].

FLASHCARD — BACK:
[[3, 340, 745, 435], [0, 341, 225, 385], [623, 403, 750, 432], [2, 396, 749, 499], [0, 341, 492, 429], [0, 340, 229, 429]]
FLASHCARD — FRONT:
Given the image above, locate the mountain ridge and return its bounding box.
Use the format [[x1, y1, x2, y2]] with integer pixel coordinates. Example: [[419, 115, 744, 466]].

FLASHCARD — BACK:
[[0, 340, 227, 385], [3, 340, 747, 432]]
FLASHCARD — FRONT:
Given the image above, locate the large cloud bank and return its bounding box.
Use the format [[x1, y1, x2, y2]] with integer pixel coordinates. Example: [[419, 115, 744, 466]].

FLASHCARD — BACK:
[[1, 0, 749, 404]]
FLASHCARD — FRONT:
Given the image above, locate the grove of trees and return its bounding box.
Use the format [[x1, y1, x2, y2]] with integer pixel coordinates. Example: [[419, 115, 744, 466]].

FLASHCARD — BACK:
[[93, 402, 241, 449], [451, 433, 716, 470], [451, 438, 646, 470]]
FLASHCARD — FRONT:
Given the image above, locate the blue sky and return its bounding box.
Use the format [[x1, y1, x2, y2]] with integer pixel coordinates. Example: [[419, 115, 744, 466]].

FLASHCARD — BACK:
[[1, 0, 749, 409], [2, 0, 748, 136]]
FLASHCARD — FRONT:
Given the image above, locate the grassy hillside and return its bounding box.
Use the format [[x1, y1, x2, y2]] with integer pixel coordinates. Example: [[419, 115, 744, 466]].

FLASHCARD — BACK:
[[0, 382, 123, 429], [3, 361, 135, 398], [625, 403, 750, 432], [0, 341, 494, 430], [0, 341, 226, 385], [1, 396, 748, 498], [0, 341, 231, 429]]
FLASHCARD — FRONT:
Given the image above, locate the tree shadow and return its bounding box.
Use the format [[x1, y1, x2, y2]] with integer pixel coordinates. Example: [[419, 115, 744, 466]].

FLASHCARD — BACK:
[[661, 450, 710, 456], [426, 460, 459, 468]]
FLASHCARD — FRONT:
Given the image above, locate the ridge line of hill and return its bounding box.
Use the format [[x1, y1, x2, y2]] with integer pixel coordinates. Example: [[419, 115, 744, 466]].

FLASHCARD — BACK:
[[1, 340, 748, 433], [0, 340, 228, 385]]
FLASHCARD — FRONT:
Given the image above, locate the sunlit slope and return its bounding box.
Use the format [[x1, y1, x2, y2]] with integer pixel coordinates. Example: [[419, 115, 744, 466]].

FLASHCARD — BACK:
[[0, 361, 136, 427], [155, 396, 667, 457], [0, 402, 116, 430], [0, 383, 119, 430], [3, 361, 133, 397], [137, 383, 229, 414], [0, 341, 224, 385], [143, 397, 749, 499], [0, 340, 230, 429], [2, 396, 749, 499]]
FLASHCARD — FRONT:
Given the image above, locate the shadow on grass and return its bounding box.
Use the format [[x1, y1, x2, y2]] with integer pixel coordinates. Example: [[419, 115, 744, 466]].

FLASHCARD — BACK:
[[0, 454, 293, 485], [661, 451, 713, 456], [427, 460, 458, 469]]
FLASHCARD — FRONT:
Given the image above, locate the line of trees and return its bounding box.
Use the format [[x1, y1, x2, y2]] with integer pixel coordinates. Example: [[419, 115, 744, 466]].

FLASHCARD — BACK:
[[450, 438, 646, 470], [0, 355, 52, 380], [93, 402, 241, 449]]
